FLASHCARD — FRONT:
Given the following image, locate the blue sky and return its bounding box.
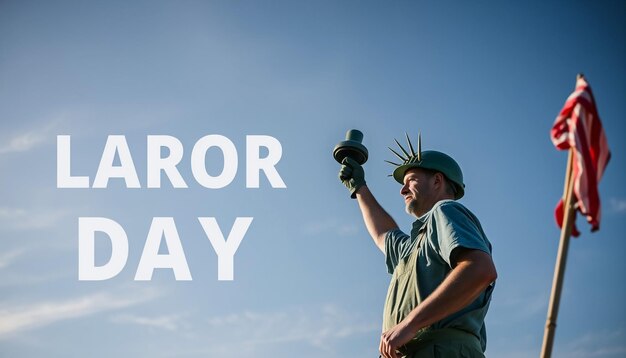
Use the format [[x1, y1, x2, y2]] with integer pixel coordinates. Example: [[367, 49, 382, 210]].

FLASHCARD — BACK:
[[1, 1, 624, 357]]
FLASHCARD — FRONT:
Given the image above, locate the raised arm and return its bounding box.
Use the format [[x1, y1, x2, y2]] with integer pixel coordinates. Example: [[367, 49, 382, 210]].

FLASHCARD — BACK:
[[339, 157, 398, 253], [354, 185, 398, 253]]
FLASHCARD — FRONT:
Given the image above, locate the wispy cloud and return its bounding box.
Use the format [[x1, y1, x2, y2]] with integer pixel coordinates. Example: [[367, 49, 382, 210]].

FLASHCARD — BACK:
[[0, 131, 46, 154], [149, 304, 378, 357], [0, 270, 71, 288], [489, 288, 548, 327], [0, 248, 28, 269], [503, 291, 548, 318], [0, 207, 27, 219], [111, 313, 183, 331], [0, 107, 174, 158], [0, 206, 72, 231], [0, 289, 160, 338], [303, 219, 360, 237], [557, 329, 626, 357], [0, 119, 62, 155], [203, 304, 377, 354], [609, 198, 626, 214]]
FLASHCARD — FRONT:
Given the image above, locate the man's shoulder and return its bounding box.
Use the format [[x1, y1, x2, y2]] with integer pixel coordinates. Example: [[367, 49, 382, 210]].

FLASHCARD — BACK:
[[428, 200, 492, 254], [427, 200, 482, 229], [430, 199, 471, 217]]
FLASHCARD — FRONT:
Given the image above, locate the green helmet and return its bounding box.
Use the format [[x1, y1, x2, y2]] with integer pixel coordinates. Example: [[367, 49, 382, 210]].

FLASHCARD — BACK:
[[392, 150, 465, 199]]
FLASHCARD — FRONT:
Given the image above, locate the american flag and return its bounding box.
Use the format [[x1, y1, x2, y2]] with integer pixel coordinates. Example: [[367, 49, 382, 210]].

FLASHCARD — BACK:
[[551, 75, 611, 237]]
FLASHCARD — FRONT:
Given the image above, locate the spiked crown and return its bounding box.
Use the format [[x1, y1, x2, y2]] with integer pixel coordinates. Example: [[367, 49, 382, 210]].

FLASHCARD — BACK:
[[386, 133, 465, 200]]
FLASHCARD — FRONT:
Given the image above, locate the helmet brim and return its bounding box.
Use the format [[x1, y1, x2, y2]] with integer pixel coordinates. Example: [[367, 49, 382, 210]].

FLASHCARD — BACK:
[[393, 163, 465, 200]]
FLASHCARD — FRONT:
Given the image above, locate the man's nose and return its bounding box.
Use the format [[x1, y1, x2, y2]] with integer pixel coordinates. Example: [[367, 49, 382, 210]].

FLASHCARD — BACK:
[[400, 183, 409, 196]]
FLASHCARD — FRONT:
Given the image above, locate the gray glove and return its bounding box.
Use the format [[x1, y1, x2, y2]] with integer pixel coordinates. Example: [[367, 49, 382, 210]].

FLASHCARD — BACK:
[[339, 157, 366, 199]]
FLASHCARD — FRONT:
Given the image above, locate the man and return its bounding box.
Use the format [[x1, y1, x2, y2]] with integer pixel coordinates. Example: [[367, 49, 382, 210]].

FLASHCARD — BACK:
[[339, 138, 497, 358]]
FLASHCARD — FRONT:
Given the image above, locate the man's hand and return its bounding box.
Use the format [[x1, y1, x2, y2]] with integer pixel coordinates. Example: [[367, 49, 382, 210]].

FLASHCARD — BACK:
[[379, 320, 415, 358], [338, 157, 366, 198], [379, 249, 497, 357]]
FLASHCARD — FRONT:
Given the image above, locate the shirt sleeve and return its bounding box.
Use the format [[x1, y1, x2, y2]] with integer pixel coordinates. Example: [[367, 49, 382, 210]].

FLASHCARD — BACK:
[[430, 201, 492, 267], [384, 229, 412, 274]]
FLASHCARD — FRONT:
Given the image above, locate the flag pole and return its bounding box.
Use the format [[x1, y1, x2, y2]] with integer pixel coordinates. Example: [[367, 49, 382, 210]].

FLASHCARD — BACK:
[[540, 147, 576, 358]]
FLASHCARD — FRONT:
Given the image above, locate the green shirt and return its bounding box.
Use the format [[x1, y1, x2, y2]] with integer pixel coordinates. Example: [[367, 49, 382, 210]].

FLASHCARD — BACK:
[[384, 199, 494, 351]]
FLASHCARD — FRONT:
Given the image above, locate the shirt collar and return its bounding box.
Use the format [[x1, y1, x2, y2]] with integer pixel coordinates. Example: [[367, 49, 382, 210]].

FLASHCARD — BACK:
[[409, 199, 454, 238], [410, 211, 429, 238]]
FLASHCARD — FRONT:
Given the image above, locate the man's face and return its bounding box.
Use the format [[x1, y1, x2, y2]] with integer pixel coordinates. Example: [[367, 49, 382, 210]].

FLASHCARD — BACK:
[[401, 168, 436, 217]]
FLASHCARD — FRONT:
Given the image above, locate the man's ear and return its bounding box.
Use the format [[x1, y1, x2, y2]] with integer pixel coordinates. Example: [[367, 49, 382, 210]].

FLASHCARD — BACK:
[[433, 172, 445, 189]]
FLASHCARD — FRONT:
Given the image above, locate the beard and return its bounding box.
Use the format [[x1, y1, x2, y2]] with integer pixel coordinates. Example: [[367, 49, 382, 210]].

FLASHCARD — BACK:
[[405, 198, 420, 217]]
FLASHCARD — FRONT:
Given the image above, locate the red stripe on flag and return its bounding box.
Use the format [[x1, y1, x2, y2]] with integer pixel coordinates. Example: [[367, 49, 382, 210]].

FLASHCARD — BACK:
[[551, 76, 611, 237]]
